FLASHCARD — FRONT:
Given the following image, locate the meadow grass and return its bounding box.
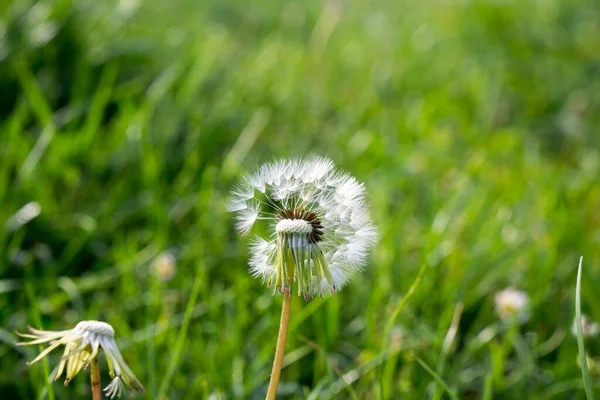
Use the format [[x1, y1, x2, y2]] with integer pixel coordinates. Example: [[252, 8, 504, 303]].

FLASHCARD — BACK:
[[576, 258, 595, 400], [1, 0, 599, 398]]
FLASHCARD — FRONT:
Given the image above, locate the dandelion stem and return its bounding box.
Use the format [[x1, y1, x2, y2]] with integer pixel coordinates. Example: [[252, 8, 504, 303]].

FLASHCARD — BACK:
[[90, 357, 102, 400], [266, 290, 292, 400]]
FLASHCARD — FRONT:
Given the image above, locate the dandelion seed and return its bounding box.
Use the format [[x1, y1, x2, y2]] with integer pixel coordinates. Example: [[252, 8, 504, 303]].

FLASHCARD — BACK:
[[104, 377, 127, 399], [228, 157, 378, 299], [16, 320, 144, 398], [494, 287, 530, 324], [571, 314, 600, 338]]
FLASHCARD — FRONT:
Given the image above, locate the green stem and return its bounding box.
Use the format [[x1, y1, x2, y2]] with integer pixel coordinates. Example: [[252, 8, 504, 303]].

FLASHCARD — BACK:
[[90, 357, 102, 400], [266, 290, 292, 400]]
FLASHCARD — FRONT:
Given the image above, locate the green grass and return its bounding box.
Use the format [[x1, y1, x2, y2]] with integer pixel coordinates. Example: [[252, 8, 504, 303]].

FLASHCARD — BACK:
[[576, 257, 595, 400], [1, 0, 600, 398]]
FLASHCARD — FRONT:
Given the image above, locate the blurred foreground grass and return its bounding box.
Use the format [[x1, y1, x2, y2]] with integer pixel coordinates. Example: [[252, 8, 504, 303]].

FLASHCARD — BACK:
[[1, 0, 600, 398]]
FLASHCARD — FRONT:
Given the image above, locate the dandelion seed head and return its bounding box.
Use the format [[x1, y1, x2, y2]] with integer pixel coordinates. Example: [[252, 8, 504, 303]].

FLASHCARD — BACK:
[[228, 157, 377, 299], [74, 320, 115, 337], [16, 320, 144, 397], [494, 287, 530, 324]]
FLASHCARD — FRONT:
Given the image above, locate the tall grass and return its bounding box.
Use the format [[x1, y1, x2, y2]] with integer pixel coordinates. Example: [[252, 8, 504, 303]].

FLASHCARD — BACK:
[[576, 257, 596, 400]]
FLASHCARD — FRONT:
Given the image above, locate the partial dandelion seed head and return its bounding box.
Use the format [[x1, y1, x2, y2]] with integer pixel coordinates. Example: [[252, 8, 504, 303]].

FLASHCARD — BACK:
[[16, 320, 144, 398], [104, 377, 127, 399], [227, 157, 377, 300], [74, 320, 115, 337], [572, 314, 600, 339], [494, 287, 530, 324]]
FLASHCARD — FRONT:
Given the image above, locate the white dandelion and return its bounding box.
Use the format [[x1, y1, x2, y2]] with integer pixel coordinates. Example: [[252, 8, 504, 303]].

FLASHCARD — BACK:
[[16, 320, 144, 399], [571, 314, 600, 339], [227, 157, 377, 300], [494, 287, 530, 324]]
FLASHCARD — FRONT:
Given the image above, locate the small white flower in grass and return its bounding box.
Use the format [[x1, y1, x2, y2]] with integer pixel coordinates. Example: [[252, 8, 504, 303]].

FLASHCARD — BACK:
[[228, 157, 378, 299], [571, 314, 600, 338], [16, 320, 144, 398], [494, 287, 530, 324], [152, 251, 177, 281]]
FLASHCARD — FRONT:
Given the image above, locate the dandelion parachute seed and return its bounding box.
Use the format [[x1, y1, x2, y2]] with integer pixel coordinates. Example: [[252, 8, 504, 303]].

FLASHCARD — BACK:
[[228, 157, 378, 299]]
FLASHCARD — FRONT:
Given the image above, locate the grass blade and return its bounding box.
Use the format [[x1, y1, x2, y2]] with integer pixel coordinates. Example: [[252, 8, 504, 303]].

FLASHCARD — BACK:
[[576, 256, 595, 400], [482, 368, 494, 400], [25, 282, 55, 400], [381, 264, 426, 398], [157, 264, 204, 398], [385, 264, 427, 338], [415, 357, 459, 400]]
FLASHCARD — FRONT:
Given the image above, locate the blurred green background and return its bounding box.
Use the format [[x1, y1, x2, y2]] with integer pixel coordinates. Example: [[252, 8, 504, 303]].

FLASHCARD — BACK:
[[1, 0, 600, 398]]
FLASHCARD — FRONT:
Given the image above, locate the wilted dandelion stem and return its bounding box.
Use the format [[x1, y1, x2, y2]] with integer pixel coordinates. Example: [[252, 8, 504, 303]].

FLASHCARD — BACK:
[[266, 289, 292, 400], [90, 357, 102, 400]]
